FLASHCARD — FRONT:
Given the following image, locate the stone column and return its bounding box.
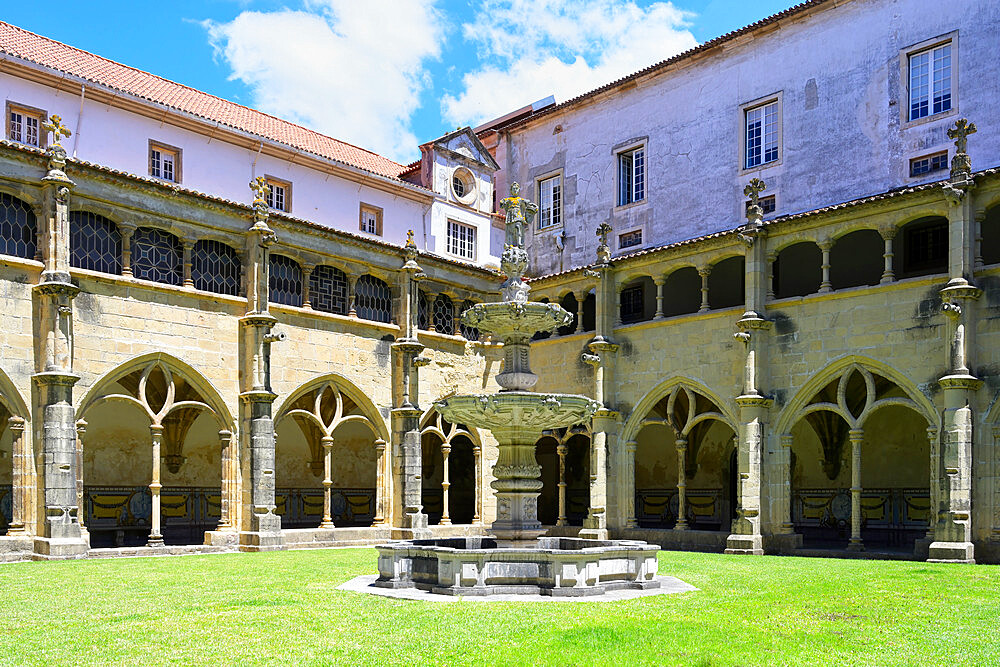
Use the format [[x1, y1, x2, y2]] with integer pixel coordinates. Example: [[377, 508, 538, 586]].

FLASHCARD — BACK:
[[974, 210, 985, 271], [992, 427, 1000, 542], [119, 223, 135, 277], [926, 426, 939, 541], [698, 266, 711, 312], [765, 253, 776, 301], [472, 444, 482, 523], [217, 429, 235, 531], [556, 443, 568, 526], [879, 226, 896, 284], [818, 239, 833, 293], [847, 428, 864, 551], [148, 424, 164, 547], [778, 434, 794, 534], [614, 285, 623, 327], [7, 416, 27, 535], [625, 440, 638, 529], [579, 368, 618, 540], [372, 438, 387, 525], [319, 435, 334, 528], [440, 441, 452, 526], [575, 291, 587, 333], [32, 127, 88, 559], [653, 278, 665, 319], [238, 178, 285, 552], [347, 275, 359, 317], [75, 419, 86, 534], [181, 239, 194, 287], [726, 179, 773, 556], [674, 437, 688, 530], [301, 264, 314, 309]]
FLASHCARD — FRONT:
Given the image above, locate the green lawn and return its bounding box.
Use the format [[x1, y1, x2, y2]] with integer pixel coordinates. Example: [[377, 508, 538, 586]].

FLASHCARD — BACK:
[[0, 548, 997, 666]]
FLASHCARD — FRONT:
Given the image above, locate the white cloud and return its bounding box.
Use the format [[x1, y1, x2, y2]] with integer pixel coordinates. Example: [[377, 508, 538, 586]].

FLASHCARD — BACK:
[[442, 0, 698, 127], [204, 1, 442, 163]]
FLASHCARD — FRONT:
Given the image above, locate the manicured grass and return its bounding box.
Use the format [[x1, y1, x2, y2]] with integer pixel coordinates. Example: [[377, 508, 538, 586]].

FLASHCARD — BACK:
[[0, 548, 997, 666]]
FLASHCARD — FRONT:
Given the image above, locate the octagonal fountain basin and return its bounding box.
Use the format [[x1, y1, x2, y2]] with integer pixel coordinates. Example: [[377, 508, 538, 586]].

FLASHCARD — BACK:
[[374, 537, 660, 597]]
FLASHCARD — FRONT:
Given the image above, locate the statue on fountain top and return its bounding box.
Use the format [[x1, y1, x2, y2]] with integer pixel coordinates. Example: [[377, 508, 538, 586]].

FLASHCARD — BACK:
[[499, 182, 537, 250]]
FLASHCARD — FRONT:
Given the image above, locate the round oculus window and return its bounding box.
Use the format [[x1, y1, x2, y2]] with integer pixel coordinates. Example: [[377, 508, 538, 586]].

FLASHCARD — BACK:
[[451, 168, 476, 204]]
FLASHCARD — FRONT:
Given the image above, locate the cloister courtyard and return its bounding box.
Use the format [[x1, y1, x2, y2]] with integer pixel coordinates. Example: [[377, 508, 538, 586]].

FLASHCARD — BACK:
[[0, 548, 997, 665]]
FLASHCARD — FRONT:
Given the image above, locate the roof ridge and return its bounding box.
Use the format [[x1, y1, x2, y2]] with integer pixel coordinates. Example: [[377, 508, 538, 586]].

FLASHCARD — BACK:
[[0, 21, 408, 176]]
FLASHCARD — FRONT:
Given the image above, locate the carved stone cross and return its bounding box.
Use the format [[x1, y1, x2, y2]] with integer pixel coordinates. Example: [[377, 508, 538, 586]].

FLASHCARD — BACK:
[[743, 178, 767, 209], [249, 175, 268, 203], [42, 114, 71, 146], [947, 118, 977, 155], [596, 222, 612, 247], [406, 229, 415, 247]]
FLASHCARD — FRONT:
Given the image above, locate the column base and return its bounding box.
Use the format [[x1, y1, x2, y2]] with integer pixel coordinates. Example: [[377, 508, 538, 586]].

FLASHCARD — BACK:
[[32, 535, 89, 560], [846, 540, 865, 552], [203, 531, 240, 547], [927, 540, 975, 563], [147, 536, 165, 548], [390, 527, 434, 540], [577, 527, 609, 541], [724, 533, 763, 555], [238, 531, 286, 552]]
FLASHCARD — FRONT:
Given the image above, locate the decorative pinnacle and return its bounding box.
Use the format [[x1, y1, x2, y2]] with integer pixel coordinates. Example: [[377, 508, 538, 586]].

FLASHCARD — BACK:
[[405, 229, 416, 248], [42, 115, 71, 147], [744, 178, 767, 225], [947, 118, 976, 155], [596, 222, 612, 246], [249, 176, 271, 228]]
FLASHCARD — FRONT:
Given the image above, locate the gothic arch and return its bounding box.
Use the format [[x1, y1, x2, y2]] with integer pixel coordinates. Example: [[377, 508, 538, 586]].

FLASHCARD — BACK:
[[0, 184, 38, 209], [77, 353, 234, 430], [275, 374, 388, 442], [774, 356, 937, 435], [419, 407, 481, 525], [0, 365, 29, 419], [622, 377, 738, 444]]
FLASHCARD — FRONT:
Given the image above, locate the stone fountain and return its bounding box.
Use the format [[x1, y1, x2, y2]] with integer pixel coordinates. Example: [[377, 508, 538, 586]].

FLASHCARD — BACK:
[[374, 184, 660, 597]]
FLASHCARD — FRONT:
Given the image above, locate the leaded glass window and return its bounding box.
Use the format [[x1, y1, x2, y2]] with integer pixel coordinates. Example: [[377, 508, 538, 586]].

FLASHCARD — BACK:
[[130, 227, 182, 285], [355, 275, 391, 323], [192, 239, 241, 296], [310, 265, 348, 314], [417, 290, 430, 330], [0, 193, 37, 260], [70, 211, 121, 274], [459, 300, 479, 341], [269, 254, 303, 307], [432, 294, 455, 335]]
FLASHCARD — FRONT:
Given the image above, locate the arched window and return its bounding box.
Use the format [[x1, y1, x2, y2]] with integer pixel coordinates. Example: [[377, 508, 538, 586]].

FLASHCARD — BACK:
[[772, 243, 820, 298], [269, 254, 302, 307], [582, 291, 596, 331], [0, 193, 37, 260], [458, 300, 479, 340], [192, 239, 241, 296], [355, 275, 391, 323], [558, 293, 578, 336], [432, 294, 455, 335], [131, 227, 182, 285], [708, 256, 744, 309], [830, 230, 883, 290], [70, 211, 121, 274], [309, 265, 348, 315], [894, 216, 949, 279]]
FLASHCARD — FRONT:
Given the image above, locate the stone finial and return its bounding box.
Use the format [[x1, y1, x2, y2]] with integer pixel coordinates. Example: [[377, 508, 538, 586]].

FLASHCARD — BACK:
[[406, 229, 416, 248], [249, 176, 270, 228], [42, 114, 71, 147], [948, 118, 976, 179], [595, 222, 612, 264], [744, 178, 766, 225]]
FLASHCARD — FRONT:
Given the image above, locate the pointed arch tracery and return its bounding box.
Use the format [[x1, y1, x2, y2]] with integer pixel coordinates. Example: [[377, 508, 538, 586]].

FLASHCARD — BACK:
[[420, 407, 481, 525]]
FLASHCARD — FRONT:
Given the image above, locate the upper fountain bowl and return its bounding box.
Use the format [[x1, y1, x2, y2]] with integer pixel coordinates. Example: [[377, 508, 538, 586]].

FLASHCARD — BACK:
[[462, 301, 572, 339]]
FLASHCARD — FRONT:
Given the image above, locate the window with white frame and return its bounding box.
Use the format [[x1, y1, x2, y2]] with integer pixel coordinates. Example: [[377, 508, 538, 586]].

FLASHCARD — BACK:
[[908, 41, 952, 121], [446, 220, 476, 260], [149, 141, 180, 182], [265, 177, 291, 212], [745, 100, 779, 169], [359, 203, 382, 235], [7, 103, 43, 147], [538, 174, 562, 229], [617, 147, 645, 206]]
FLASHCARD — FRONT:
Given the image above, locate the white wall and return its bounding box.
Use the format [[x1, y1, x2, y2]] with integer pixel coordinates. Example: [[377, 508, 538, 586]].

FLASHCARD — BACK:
[[506, 0, 1000, 275]]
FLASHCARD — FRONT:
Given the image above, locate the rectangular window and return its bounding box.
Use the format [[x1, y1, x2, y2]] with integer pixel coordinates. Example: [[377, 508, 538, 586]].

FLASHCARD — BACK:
[[538, 175, 562, 229], [620, 285, 644, 323], [745, 100, 778, 169], [264, 177, 291, 212], [619, 230, 642, 249], [148, 140, 181, 183], [618, 147, 645, 206], [909, 151, 949, 177], [6, 102, 44, 147], [447, 220, 476, 260], [745, 195, 776, 215], [909, 42, 951, 121], [359, 204, 383, 236]]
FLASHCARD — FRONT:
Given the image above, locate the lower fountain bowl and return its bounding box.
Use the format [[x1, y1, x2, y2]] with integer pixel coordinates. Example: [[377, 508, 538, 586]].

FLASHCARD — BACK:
[[374, 537, 660, 597]]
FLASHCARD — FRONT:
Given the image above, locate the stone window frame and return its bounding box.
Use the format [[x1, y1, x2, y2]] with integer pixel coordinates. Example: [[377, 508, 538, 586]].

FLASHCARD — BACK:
[[359, 203, 383, 236], [446, 219, 477, 262], [534, 169, 564, 232], [264, 175, 292, 213], [614, 139, 647, 210], [451, 167, 477, 206], [899, 31, 959, 129], [5, 100, 47, 149], [148, 139, 182, 184], [907, 150, 950, 180], [738, 91, 783, 174]]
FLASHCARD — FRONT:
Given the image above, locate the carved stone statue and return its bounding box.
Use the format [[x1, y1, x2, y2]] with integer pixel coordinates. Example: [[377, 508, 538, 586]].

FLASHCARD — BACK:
[[499, 183, 537, 249]]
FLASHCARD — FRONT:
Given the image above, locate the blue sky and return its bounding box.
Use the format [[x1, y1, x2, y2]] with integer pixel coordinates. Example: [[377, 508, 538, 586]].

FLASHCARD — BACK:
[[3, 1, 794, 163]]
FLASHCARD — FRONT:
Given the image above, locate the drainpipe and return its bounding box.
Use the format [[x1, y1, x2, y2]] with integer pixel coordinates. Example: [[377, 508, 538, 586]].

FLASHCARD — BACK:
[[72, 84, 85, 158]]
